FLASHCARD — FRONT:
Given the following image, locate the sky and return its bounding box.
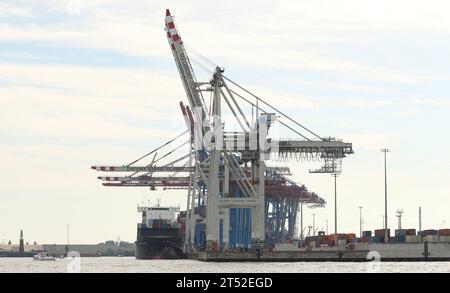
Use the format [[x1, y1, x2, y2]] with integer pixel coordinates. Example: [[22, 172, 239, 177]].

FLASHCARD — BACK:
[[1, 0, 450, 244]]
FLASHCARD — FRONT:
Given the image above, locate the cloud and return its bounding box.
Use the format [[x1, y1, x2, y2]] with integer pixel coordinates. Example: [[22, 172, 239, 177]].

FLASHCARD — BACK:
[[0, 2, 33, 17], [339, 131, 396, 151], [295, 80, 396, 94], [0, 62, 191, 140], [0, 1, 440, 84], [340, 98, 393, 109], [413, 98, 450, 107]]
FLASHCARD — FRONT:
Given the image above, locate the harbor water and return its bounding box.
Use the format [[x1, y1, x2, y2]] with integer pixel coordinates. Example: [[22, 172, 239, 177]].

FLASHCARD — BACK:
[[1, 257, 450, 273]]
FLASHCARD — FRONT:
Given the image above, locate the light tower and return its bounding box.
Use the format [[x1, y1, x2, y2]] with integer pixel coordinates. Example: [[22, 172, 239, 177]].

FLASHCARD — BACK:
[[396, 209, 404, 230], [307, 225, 313, 237], [332, 173, 339, 245], [419, 207, 422, 233], [67, 223, 70, 245], [312, 213, 316, 236], [358, 206, 363, 238], [381, 148, 389, 243]]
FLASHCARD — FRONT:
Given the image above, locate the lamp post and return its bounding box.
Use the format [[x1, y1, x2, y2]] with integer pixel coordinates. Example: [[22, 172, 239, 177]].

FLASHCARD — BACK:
[[300, 202, 304, 241], [381, 148, 389, 243], [312, 213, 316, 236], [358, 206, 363, 238], [332, 173, 339, 245]]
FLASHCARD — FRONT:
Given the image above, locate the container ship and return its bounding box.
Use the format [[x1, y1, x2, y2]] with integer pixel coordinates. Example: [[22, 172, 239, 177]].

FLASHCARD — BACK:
[[135, 203, 186, 259]]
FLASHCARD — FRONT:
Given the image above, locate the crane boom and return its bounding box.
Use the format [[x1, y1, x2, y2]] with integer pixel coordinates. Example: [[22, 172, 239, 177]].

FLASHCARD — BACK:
[[165, 9, 207, 127]]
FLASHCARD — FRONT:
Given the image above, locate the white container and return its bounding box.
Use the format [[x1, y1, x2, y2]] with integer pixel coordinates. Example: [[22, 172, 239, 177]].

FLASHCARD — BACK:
[[424, 235, 439, 242], [352, 243, 369, 250], [274, 243, 299, 251], [439, 236, 450, 243], [405, 235, 422, 243], [338, 239, 347, 246]]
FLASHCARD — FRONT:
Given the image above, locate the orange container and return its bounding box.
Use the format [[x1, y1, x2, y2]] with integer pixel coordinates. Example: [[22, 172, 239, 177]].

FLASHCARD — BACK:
[[346, 233, 356, 240]]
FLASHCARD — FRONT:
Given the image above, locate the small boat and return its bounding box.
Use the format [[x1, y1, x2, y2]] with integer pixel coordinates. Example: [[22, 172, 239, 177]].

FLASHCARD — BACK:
[[33, 251, 56, 261]]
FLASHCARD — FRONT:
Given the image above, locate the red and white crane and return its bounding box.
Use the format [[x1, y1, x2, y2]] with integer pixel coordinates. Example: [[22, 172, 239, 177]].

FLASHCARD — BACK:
[[92, 9, 353, 252]]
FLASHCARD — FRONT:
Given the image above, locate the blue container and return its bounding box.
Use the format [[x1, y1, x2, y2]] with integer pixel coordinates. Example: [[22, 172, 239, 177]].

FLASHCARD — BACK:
[[396, 235, 406, 243], [369, 236, 380, 243], [395, 229, 406, 236], [194, 223, 205, 249], [228, 185, 252, 249], [362, 231, 372, 237]]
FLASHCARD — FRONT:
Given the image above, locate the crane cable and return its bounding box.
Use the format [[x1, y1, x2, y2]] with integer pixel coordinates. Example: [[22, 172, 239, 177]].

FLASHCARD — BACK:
[[126, 130, 188, 167], [223, 75, 323, 141]]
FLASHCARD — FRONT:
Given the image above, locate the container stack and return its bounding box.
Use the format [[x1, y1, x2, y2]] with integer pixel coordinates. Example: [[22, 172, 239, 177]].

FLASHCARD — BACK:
[[359, 231, 371, 243], [346, 233, 356, 243], [406, 229, 416, 236], [304, 234, 333, 247], [147, 219, 177, 229], [395, 229, 406, 243], [304, 233, 359, 247], [423, 229, 439, 236], [374, 229, 390, 243], [439, 229, 450, 242], [337, 239, 347, 246], [368, 236, 380, 243], [423, 230, 439, 242]]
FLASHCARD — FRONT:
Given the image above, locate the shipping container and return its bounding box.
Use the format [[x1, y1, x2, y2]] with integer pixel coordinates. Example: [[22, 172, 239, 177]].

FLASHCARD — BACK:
[[439, 236, 450, 243], [325, 235, 335, 242], [395, 229, 406, 236], [396, 235, 406, 243], [405, 235, 422, 243], [424, 235, 439, 242], [388, 236, 397, 243], [423, 229, 438, 236], [330, 233, 347, 240], [337, 239, 346, 246], [405, 229, 416, 236], [362, 231, 372, 237], [360, 236, 369, 243], [439, 229, 450, 236], [346, 233, 356, 240], [369, 236, 380, 243], [374, 229, 390, 237]]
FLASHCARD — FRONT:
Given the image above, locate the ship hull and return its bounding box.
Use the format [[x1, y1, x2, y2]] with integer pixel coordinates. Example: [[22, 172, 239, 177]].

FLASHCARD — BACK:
[[135, 227, 185, 260]]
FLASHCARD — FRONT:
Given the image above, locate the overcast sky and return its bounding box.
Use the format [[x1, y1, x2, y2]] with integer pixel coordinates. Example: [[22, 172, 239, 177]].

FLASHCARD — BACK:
[[1, 0, 450, 244]]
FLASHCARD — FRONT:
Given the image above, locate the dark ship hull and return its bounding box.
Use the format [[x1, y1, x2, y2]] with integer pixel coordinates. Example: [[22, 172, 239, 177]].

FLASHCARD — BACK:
[[135, 227, 185, 259]]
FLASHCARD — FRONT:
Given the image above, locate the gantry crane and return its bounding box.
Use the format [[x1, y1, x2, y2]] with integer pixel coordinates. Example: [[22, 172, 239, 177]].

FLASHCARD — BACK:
[[91, 9, 353, 252]]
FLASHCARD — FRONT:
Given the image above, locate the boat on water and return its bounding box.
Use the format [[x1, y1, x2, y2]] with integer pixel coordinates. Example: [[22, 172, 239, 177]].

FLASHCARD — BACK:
[[33, 251, 55, 261], [135, 202, 186, 259]]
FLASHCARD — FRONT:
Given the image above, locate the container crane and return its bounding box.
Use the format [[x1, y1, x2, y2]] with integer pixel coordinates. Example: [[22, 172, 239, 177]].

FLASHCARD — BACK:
[[91, 9, 353, 253]]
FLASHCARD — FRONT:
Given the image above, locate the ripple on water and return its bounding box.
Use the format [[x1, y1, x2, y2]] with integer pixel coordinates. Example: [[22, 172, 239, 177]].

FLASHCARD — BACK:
[[1, 257, 450, 273]]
